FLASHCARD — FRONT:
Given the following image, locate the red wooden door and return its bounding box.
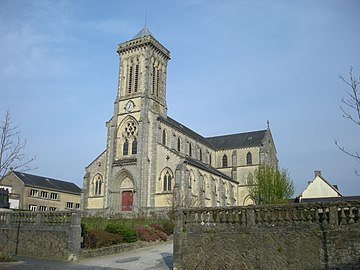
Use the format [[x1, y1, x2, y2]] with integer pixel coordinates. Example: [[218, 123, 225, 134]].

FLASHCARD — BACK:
[[121, 191, 133, 211]]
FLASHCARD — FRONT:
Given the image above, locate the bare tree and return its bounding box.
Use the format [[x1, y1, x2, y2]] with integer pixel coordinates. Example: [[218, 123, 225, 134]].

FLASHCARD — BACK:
[[335, 67, 360, 176], [0, 110, 36, 178]]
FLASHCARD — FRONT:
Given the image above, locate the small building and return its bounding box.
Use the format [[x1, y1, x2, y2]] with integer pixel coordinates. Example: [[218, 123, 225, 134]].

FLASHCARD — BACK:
[[297, 170, 342, 202], [0, 170, 81, 211]]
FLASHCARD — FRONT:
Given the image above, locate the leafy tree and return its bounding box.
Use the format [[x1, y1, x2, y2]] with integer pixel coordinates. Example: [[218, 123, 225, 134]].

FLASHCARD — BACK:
[[334, 66, 360, 176], [0, 110, 36, 178], [248, 165, 294, 204]]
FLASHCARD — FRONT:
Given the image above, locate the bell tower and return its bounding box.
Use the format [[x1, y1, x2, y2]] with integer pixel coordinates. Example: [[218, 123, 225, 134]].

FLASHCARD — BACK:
[[116, 27, 171, 117]]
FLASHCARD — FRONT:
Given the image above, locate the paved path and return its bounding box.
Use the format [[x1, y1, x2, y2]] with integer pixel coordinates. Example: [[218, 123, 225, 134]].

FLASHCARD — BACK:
[[0, 241, 173, 270]]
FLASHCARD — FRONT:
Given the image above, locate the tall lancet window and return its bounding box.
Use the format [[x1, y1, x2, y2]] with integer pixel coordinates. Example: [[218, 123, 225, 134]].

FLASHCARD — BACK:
[[134, 64, 139, 92], [128, 66, 133, 94], [156, 69, 160, 97], [132, 137, 138, 154], [123, 138, 129, 156], [152, 66, 156, 94]]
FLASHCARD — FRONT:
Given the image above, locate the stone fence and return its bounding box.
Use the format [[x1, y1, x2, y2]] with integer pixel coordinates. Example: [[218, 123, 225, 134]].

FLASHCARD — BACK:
[[173, 201, 360, 270], [0, 211, 81, 260]]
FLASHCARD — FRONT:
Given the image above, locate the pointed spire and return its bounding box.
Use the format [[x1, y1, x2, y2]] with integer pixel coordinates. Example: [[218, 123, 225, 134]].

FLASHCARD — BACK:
[[267, 120, 270, 129], [132, 26, 153, 40]]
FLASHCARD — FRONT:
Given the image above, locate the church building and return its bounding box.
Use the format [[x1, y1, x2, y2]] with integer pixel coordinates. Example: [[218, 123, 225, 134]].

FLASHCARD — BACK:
[[82, 27, 278, 215]]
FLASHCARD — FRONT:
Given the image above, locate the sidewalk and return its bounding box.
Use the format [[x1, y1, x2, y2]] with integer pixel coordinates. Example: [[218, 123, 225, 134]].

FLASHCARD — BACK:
[[0, 241, 173, 270]]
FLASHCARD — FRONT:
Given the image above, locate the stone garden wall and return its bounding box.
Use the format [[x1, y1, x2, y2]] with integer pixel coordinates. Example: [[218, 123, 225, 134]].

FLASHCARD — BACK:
[[0, 211, 81, 260], [173, 201, 360, 270]]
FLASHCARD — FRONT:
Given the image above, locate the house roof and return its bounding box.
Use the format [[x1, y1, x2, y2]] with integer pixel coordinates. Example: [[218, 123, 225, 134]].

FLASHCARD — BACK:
[[12, 171, 81, 195], [206, 130, 267, 150]]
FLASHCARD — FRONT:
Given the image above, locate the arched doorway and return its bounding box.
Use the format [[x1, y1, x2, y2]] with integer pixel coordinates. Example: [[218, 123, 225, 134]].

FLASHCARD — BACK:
[[121, 191, 133, 211], [120, 177, 135, 211], [113, 170, 135, 212]]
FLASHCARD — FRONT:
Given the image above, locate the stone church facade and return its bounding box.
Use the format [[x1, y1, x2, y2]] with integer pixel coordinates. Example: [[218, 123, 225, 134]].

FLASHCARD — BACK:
[[82, 27, 278, 215]]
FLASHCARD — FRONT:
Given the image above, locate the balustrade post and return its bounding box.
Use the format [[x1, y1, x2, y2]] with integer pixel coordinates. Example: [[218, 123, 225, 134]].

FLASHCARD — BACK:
[[329, 206, 338, 225], [246, 208, 255, 227]]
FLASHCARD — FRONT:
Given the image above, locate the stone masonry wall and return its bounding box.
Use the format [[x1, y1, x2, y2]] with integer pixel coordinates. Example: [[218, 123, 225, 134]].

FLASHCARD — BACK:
[[0, 211, 81, 260], [173, 201, 360, 270]]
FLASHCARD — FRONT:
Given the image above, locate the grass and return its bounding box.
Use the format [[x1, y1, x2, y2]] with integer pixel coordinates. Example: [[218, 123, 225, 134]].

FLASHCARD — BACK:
[[0, 256, 17, 262]]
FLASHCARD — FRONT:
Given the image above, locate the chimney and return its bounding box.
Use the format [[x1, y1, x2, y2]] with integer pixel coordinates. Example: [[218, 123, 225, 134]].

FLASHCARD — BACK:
[[314, 170, 321, 177]]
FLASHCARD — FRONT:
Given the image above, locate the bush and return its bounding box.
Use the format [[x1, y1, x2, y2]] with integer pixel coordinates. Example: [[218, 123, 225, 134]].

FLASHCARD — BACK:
[[81, 222, 90, 237], [84, 230, 123, 249], [105, 223, 139, 243], [159, 219, 175, 235], [134, 224, 168, 242]]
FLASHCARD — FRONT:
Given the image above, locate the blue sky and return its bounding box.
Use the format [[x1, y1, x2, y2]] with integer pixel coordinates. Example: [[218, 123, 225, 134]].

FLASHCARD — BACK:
[[0, 0, 359, 195]]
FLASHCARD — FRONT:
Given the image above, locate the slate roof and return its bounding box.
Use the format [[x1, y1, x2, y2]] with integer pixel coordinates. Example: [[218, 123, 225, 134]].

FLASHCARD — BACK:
[[185, 156, 236, 183], [159, 116, 214, 148], [160, 116, 267, 151], [206, 130, 267, 150], [12, 171, 81, 194], [132, 26, 153, 40]]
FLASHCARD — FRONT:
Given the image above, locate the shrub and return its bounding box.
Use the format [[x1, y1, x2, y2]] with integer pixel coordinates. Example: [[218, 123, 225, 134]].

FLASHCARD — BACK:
[[83, 230, 123, 249], [105, 223, 139, 243], [159, 219, 175, 235], [134, 224, 168, 242], [81, 222, 90, 237]]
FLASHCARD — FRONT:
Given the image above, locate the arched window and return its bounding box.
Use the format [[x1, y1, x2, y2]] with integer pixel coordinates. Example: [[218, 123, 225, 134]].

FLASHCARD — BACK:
[[132, 137, 138, 154], [163, 170, 172, 192], [222, 154, 228, 167], [246, 152, 252, 165], [123, 139, 129, 156], [189, 143, 192, 157], [199, 149, 203, 162], [209, 154, 212, 166], [162, 129, 167, 145], [177, 137, 181, 152], [94, 176, 102, 195]]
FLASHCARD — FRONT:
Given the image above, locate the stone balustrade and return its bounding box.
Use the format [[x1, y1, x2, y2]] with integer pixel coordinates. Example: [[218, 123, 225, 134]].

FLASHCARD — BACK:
[[174, 201, 360, 270], [0, 211, 77, 226], [0, 211, 81, 260], [178, 201, 360, 227]]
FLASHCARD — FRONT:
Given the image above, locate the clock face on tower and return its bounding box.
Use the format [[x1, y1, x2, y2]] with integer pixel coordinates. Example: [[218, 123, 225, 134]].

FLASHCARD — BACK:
[[125, 100, 134, 113]]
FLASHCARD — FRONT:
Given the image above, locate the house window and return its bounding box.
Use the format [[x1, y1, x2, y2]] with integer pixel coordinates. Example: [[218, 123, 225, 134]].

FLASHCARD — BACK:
[[222, 154, 228, 167], [177, 137, 181, 152], [123, 139, 129, 155], [246, 152, 252, 165], [49, 207, 57, 211], [29, 204, 37, 211], [66, 202, 74, 209], [30, 189, 38, 197], [39, 206, 47, 211], [40, 191, 48, 199], [50, 193, 58, 200], [75, 203, 80, 209], [163, 171, 172, 192], [132, 137, 138, 154], [162, 129, 167, 145]]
